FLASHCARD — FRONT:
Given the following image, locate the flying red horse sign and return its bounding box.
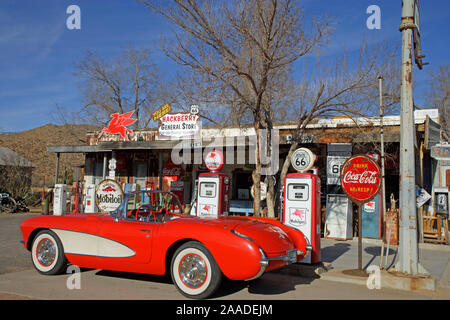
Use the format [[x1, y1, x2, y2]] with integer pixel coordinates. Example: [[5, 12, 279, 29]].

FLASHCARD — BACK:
[[98, 111, 137, 141]]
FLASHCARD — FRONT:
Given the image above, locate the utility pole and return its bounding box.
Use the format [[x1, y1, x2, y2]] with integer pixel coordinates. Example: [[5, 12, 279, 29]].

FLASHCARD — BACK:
[[396, 0, 419, 275], [378, 76, 387, 269], [379, 76, 386, 229]]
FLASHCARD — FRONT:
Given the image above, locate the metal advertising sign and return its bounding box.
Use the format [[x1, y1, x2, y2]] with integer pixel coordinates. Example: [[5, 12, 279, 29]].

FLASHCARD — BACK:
[[95, 179, 124, 212], [366, 151, 380, 163], [190, 104, 199, 115], [340, 154, 381, 271], [162, 160, 184, 177], [326, 156, 347, 185], [98, 111, 137, 141], [416, 186, 431, 208], [152, 103, 172, 121], [291, 148, 315, 172], [288, 207, 308, 226], [157, 112, 201, 139], [204, 149, 224, 172], [340, 155, 381, 206]]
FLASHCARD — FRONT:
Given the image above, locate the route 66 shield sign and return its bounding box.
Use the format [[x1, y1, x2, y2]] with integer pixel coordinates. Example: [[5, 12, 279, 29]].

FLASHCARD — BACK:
[[291, 148, 315, 172]]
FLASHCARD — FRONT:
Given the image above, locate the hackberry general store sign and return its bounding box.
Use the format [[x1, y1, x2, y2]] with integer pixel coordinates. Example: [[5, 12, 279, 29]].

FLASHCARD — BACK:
[[157, 112, 201, 139]]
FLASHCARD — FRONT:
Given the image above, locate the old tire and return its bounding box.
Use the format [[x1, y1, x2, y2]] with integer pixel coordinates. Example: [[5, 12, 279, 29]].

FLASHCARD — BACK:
[[0, 197, 16, 213], [171, 241, 222, 299], [31, 230, 67, 275]]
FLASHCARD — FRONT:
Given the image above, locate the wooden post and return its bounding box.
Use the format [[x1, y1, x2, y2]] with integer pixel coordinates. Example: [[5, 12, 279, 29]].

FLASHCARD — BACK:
[[102, 153, 108, 179], [358, 205, 363, 270], [54, 152, 60, 186], [158, 152, 163, 190]]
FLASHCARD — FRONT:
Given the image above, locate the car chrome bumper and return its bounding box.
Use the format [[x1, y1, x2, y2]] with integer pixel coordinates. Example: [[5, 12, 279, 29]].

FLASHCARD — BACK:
[[245, 249, 269, 281], [245, 247, 310, 281], [304, 245, 313, 258]]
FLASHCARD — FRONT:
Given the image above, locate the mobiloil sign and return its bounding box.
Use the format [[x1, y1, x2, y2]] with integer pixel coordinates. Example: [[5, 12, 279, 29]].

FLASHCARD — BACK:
[[95, 180, 124, 212]]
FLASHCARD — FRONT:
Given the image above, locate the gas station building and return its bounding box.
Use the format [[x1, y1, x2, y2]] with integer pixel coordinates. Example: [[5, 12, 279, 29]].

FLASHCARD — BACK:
[[47, 108, 446, 242]]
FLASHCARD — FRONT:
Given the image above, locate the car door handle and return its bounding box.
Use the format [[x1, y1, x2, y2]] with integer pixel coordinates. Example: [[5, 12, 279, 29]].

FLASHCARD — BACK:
[[140, 229, 151, 233]]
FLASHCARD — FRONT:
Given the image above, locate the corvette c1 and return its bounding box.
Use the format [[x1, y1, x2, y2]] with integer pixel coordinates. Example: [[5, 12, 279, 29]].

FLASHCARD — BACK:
[[20, 190, 312, 299]]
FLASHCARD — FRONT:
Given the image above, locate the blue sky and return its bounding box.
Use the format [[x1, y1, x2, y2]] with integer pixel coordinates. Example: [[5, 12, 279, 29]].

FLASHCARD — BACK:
[[0, 0, 448, 132]]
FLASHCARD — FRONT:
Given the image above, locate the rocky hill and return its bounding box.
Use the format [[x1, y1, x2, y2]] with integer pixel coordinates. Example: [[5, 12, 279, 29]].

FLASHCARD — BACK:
[[0, 124, 97, 187]]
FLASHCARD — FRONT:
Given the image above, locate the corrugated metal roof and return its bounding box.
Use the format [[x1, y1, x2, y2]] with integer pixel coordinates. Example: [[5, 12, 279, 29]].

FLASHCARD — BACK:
[[48, 109, 440, 153], [0, 147, 35, 167]]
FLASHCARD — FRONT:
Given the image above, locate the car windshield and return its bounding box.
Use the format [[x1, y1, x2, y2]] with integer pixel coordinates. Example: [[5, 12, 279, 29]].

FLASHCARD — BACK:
[[112, 190, 187, 223]]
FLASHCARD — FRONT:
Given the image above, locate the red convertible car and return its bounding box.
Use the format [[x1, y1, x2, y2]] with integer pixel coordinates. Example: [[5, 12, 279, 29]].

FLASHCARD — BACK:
[[20, 190, 311, 299]]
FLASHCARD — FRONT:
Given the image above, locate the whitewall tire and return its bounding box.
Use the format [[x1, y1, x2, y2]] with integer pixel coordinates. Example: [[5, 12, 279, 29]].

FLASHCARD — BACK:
[[31, 230, 67, 275], [171, 241, 222, 299]]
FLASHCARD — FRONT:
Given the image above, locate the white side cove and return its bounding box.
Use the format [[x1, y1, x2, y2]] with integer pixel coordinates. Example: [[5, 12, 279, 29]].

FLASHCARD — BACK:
[[51, 229, 135, 258]]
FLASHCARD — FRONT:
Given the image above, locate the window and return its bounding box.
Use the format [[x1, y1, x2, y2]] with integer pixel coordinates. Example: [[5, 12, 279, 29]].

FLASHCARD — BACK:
[[112, 190, 184, 222], [134, 162, 148, 188], [287, 184, 309, 201], [446, 169, 450, 189], [199, 182, 216, 198]]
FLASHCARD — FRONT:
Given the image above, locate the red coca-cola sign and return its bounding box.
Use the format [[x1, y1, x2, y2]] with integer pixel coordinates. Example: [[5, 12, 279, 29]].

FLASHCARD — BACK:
[[340, 155, 381, 205], [162, 160, 184, 176]]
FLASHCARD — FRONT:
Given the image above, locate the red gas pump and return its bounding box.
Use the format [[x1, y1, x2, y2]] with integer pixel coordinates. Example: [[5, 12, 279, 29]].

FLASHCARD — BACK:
[[282, 148, 321, 264], [196, 150, 231, 217], [70, 181, 82, 214], [197, 172, 230, 217]]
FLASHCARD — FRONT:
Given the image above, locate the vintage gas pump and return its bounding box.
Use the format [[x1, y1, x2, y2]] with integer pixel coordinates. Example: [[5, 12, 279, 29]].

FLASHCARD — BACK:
[[84, 184, 97, 213], [196, 150, 231, 217], [282, 148, 321, 264], [70, 181, 84, 213], [53, 184, 68, 216]]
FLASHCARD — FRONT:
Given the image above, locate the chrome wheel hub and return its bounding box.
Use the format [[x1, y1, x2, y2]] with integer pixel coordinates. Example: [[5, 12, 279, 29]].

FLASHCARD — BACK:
[[37, 239, 56, 266], [179, 254, 207, 288]]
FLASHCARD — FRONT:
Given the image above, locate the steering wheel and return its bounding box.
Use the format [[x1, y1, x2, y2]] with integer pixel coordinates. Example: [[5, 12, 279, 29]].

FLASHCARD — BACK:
[[159, 208, 167, 222], [135, 204, 155, 222]]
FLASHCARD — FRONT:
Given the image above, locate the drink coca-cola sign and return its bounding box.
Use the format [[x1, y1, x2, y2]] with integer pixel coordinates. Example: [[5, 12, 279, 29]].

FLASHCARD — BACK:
[[340, 155, 381, 205]]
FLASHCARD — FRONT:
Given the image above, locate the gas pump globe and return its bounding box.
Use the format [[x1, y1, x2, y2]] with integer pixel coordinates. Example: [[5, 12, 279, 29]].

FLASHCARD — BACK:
[[282, 148, 321, 264]]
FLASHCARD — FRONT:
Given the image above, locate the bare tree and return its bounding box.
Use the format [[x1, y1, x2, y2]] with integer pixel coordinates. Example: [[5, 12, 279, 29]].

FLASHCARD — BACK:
[[277, 40, 400, 197], [73, 45, 168, 129], [142, 0, 333, 217], [425, 64, 449, 141]]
